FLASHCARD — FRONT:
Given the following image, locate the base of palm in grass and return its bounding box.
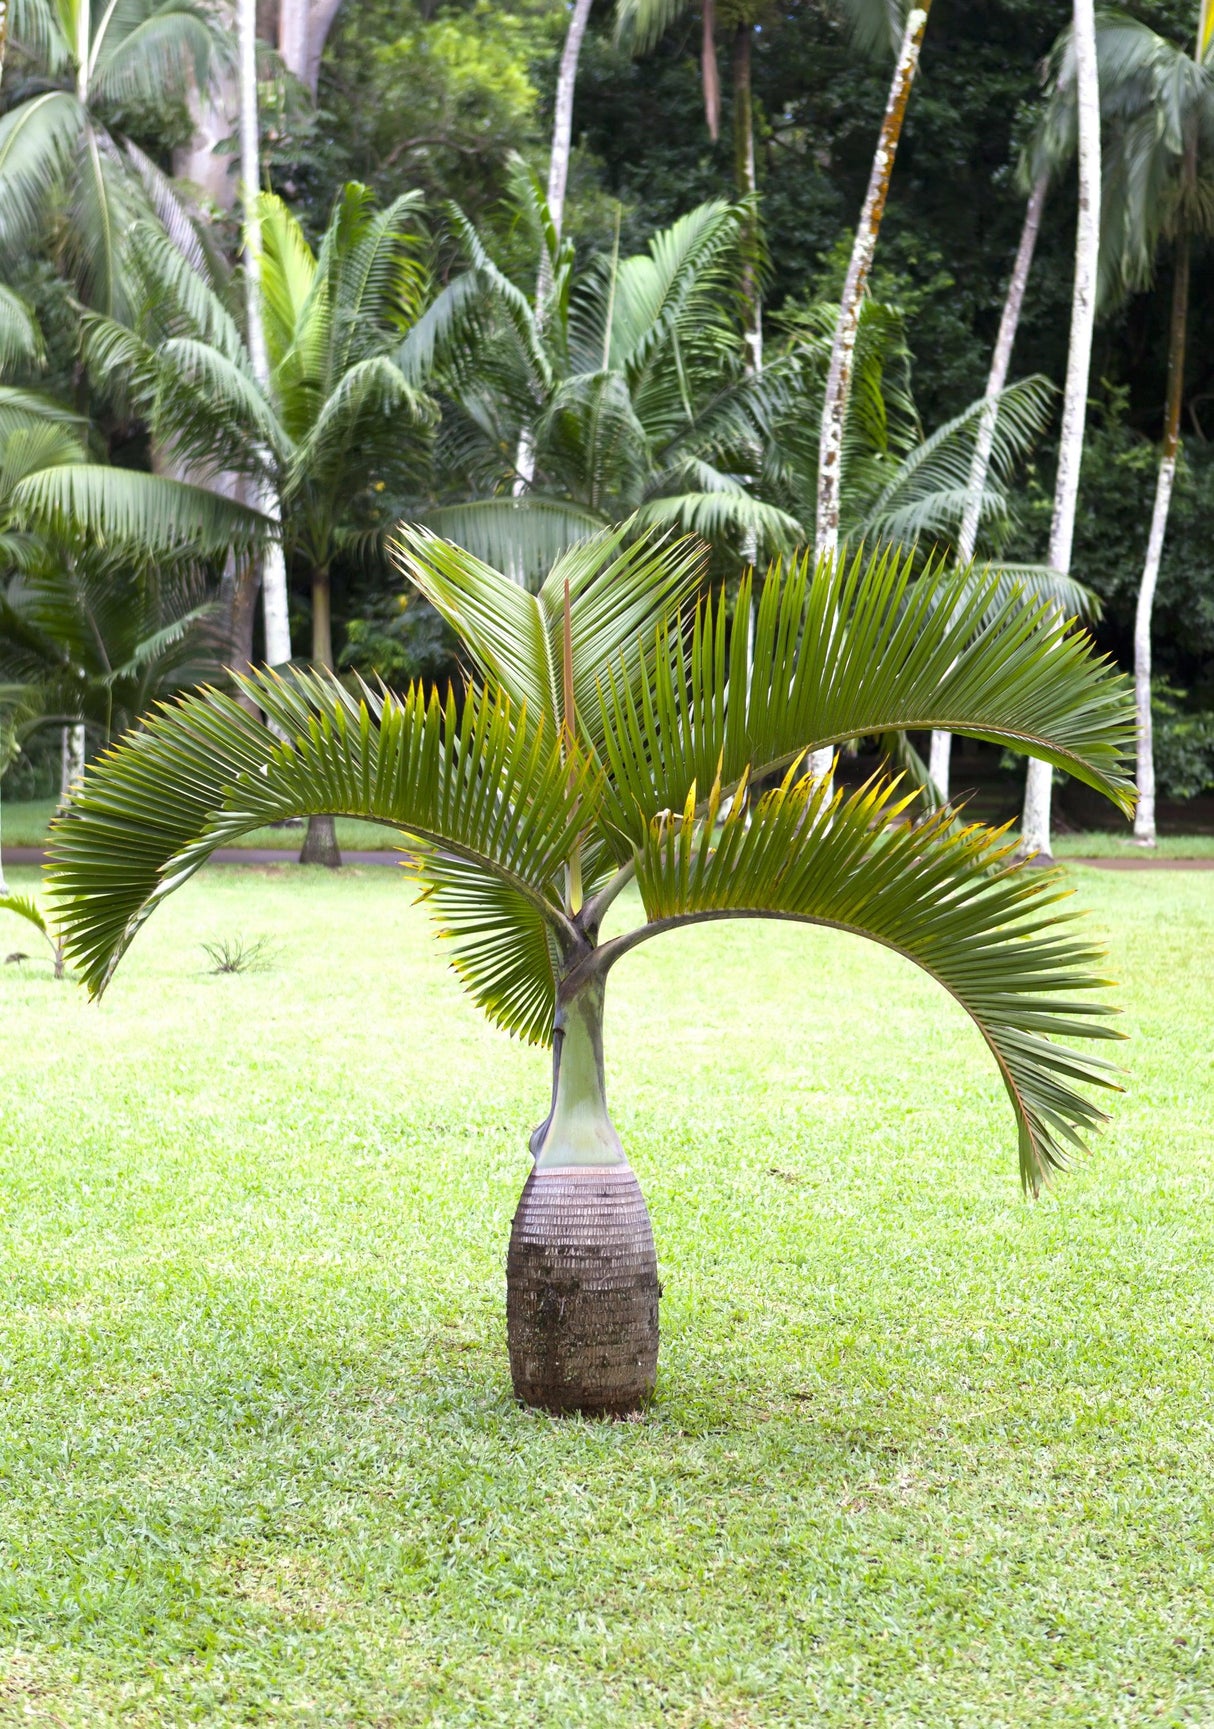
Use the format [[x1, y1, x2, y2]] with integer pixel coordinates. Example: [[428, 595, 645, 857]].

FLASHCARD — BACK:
[[47, 528, 1135, 1415]]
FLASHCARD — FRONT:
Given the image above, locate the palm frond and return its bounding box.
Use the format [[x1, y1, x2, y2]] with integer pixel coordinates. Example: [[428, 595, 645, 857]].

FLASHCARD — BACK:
[[0, 91, 84, 259], [90, 0, 215, 107], [13, 465, 269, 553], [861, 376, 1055, 546], [47, 667, 596, 1010], [392, 524, 704, 749], [595, 549, 1135, 848], [0, 287, 44, 373], [620, 764, 1121, 1190], [415, 498, 609, 588]]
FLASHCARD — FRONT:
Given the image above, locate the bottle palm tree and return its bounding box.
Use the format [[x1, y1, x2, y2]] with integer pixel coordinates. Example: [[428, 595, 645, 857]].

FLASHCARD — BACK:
[[1037, 5, 1214, 844], [76, 184, 436, 864], [0, 0, 225, 315], [49, 527, 1135, 1415], [420, 175, 800, 581]]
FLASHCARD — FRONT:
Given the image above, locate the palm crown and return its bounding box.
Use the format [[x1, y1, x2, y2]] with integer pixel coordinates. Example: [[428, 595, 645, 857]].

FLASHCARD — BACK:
[[77, 185, 435, 598], [50, 529, 1133, 1193], [419, 174, 800, 579], [0, 0, 222, 315]]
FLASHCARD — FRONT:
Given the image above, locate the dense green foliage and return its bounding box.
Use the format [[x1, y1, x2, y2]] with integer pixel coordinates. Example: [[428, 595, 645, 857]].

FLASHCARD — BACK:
[[0, 0, 1211, 795]]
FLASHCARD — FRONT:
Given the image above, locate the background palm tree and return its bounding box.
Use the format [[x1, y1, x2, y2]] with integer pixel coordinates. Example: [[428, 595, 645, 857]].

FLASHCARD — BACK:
[[928, 168, 1051, 803], [49, 529, 1135, 1415], [0, 0, 225, 316], [1037, 5, 1214, 844], [79, 185, 435, 864], [420, 175, 799, 581], [1021, 0, 1102, 861]]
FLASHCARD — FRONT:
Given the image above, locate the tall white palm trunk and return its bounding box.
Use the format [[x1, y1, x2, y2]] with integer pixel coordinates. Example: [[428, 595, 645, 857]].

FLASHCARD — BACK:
[[929, 169, 1049, 801], [1021, 0, 1100, 860], [514, 0, 594, 545], [277, 0, 345, 95], [238, 0, 291, 666], [1133, 230, 1190, 844], [812, 0, 932, 780], [60, 723, 85, 805]]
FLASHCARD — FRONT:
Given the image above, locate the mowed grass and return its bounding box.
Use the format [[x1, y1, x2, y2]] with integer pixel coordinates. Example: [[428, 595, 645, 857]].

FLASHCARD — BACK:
[[1, 863, 1212, 1726]]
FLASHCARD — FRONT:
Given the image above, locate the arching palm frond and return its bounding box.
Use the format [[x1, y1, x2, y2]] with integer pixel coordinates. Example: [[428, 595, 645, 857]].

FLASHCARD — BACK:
[[860, 375, 1055, 544], [48, 667, 596, 1027], [596, 550, 1134, 849], [393, 522, 704, 749], [0, 92, 85, 263], [89, 0, 216, 107], [0, 287, 45, 372], [12, 465, 268, 554], [49, 537, 1138, 1191], [618, 763, 1119, 1190], [418, 498, 610, 589]]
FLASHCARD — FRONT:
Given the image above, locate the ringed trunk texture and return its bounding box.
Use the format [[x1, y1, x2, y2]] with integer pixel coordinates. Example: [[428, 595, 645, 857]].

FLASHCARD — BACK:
[[930, 168, 1048, 803], [1134, 231, 1189, 845], [506, 982, 659, 1416], [1021, 0, 1100, 861], [301, 568, 341, 867]]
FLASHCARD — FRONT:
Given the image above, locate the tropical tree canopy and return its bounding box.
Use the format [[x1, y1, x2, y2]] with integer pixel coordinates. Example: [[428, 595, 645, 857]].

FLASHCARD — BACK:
[[49, 529, 1135, 1191], [413, 168, 802, 580], [0, 0, 224, 315], [72, 184, 435, 577]]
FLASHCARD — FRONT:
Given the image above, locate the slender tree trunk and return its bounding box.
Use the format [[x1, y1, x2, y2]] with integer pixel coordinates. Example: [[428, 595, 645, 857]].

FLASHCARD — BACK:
[[59, 723, 85, 806], [1021, 0, 1100, 861], [535, 0, 594, 311], [816, 2, 931, 563], [279, 0, 309, 85], [811, 1, 930, 784], [239, 0, 292, 668], [733, 21, 762, 609], [1133, 232, 1189, 845], [929, 169, 1049, 802], [515, 0, 594, 516], [300, 567, 342, 866], [303, 0, 344, 92], [506, 977, 659, 1415], [733, 22, 761, 378], [701, 0, 720, 139]]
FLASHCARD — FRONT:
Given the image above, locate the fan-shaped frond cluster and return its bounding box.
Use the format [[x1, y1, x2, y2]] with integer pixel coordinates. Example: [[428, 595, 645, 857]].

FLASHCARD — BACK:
[[49, 530, 1136, 1184]]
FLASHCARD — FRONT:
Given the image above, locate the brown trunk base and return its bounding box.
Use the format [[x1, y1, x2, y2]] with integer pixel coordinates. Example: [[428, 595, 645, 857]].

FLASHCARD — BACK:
[[506, 1165, 659, 1417], [299, 814, 341, 867]]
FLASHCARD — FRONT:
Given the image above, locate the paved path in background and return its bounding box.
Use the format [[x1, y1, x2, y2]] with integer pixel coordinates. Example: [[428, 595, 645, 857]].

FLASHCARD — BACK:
[[5, 848, 1213, 871]]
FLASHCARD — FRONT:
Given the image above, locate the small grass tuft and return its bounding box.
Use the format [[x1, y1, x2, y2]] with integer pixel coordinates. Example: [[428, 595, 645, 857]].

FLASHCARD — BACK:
[[200, 934, 274, 974]]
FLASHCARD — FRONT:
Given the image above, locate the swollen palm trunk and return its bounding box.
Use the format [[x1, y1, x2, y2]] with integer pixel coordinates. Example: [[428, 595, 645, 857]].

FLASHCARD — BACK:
[[506, 981, 659, 1415]]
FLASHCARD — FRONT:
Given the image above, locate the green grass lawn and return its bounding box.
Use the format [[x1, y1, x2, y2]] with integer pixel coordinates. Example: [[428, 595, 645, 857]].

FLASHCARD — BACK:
[[1, 864, 1212, 1725]]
